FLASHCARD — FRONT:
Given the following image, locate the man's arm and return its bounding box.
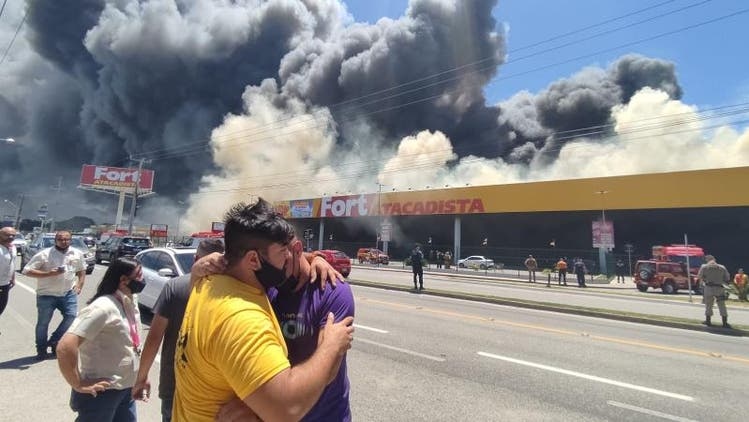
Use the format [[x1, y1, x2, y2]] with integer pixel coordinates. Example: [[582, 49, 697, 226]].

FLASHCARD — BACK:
[[56, 333, 111, 396], [242, 313, 353, 422], [132, 314, 168, 401], [73, 270, 85, 295]]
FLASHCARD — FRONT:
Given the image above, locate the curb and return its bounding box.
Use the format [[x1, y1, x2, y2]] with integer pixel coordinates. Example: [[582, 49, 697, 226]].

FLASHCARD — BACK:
[[347, 279, 749, 337]]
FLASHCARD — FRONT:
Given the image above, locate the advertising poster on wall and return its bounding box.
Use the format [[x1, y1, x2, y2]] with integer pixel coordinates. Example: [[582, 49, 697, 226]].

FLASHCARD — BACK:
[[592, 220, 615, 248]]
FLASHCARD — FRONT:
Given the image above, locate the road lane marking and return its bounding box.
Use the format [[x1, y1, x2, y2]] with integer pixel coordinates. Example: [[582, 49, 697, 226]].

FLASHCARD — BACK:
[[354, 324, 388, 333], [14, 279, 36, 294], [477, 351, 694, 402], [358, 296, 749, 365], [607, 401, 700, 421], [357, 338, 446, 362]]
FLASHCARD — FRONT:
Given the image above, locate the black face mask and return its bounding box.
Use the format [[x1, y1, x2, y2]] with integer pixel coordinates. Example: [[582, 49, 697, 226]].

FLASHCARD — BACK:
[[254, 254, 289, 291], [127, 278, 146, 294]]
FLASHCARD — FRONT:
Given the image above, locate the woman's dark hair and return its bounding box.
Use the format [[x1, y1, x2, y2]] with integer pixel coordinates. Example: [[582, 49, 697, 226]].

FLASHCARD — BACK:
[[88, 258, 139, 304]]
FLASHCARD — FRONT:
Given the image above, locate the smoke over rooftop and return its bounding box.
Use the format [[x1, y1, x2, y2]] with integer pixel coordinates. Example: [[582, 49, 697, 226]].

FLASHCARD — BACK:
[[0, 0, 747, 231]]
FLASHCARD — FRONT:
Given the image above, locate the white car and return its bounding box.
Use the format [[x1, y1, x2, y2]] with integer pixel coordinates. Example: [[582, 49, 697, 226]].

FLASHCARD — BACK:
[[11, 233, 26, 255], [458, 255, 495, 270], [135, 247, 197, 311]]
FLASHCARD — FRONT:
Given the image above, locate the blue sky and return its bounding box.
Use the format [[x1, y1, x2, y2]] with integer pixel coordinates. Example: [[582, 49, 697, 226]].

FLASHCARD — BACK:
[[343, 0, 749, 109]]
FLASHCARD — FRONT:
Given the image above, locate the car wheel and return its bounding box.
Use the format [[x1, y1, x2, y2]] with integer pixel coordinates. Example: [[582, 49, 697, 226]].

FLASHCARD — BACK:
[[459, 263, 465, 268], [86, 268, 93, 275], [341, 269, 350, 277], [480, 264, 487, 270], [636, 284, 649, 292], [662, 281, 676, 294], [95, 255, 102, 264]]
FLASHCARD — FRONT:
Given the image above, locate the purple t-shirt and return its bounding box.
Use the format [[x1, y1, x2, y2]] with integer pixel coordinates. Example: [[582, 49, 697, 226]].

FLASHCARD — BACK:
[[268, 281, 355, 422]]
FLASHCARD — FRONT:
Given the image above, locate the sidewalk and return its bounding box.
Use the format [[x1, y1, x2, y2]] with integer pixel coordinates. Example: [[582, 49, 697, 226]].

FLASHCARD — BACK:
[[349, 263, 749, 335]]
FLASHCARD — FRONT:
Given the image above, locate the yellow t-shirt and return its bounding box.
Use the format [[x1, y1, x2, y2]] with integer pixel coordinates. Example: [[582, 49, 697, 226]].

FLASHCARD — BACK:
[[173, 274, 289, 421]]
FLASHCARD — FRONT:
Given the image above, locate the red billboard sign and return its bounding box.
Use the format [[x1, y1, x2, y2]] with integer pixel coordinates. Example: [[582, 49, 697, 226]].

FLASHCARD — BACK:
[[79, 165, 155, 191], [150, 224, 168, 238]]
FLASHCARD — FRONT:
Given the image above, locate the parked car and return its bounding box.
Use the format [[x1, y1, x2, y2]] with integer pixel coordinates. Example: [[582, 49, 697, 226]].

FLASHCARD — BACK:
[[315, 249, 351, 278], [135, 247, 197, 311], [20, 233, 95, 274], [96, 236, 153, 263], [356, 247, 389, 265], [633, 259, 701, 294], [11, 233, 26, 255], [457, 255, 495, 270]]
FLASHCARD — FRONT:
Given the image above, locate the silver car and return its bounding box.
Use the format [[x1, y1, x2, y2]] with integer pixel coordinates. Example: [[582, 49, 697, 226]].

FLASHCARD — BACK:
[[135, 247, 196, 311], [457, 255, 495, 270]]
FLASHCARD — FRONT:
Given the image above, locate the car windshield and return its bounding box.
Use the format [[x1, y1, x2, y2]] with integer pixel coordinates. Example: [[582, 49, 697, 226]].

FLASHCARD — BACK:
[[333, 251, 349, 259], [175, 252, 195, 274], [637, 262, 656, 272], [123, 238, 151, 246]]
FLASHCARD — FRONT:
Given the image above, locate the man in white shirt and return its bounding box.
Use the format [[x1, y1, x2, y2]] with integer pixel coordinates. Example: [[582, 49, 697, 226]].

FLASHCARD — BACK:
[[0, 227, 17, 329], [23, 230, 86, 360]]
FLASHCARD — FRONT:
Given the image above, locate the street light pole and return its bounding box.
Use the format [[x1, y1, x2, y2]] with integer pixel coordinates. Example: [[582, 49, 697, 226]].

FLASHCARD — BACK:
[[594, 190, 610, 276]]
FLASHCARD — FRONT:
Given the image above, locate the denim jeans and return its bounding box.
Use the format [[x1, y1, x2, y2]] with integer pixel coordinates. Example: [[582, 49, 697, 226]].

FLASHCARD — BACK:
[[70, 388, 136, 422], [160, 396, 173, 422], [36, 290, 78, 351]]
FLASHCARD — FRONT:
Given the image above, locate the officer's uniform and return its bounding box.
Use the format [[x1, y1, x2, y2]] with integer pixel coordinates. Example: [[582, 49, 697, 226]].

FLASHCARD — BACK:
[[697, 258, 731, 327]]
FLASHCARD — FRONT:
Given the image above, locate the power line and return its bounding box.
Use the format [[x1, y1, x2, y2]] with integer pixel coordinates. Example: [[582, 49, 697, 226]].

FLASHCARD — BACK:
[[0, 8, 25, 67], [0, 0, 9, 21], [126, 0, 717, 162]]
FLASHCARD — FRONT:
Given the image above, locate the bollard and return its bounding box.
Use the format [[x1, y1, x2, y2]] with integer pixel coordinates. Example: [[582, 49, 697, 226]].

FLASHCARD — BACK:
[[547, 272, 551, 287]]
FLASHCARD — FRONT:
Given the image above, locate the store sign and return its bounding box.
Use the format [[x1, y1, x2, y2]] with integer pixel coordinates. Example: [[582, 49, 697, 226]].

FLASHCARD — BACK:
[[79, 165, 155, 191], [592, 220, 615, 248], [319, 194, 486, 217]]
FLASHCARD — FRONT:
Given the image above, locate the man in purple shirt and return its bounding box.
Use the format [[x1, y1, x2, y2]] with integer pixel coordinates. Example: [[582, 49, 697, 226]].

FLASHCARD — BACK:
[[268, 240, 355, 421], [197, 238, 355, 421]]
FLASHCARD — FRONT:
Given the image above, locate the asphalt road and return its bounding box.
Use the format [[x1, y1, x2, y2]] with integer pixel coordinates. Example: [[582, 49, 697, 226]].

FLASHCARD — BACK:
[[2, 263, 748, 421]]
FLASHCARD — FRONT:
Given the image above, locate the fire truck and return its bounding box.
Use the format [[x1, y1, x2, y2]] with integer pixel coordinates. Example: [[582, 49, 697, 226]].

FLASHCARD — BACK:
[[633, 244, 705, 294]]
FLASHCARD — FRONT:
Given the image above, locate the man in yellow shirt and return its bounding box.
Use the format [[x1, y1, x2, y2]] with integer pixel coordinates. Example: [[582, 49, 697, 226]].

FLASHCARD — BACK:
[[173, 199, 354, 421]]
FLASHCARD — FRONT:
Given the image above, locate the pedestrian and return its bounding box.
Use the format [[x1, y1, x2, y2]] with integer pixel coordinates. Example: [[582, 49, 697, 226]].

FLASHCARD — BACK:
[[0, 227, 18, 327], [524, 255, 538, 283], [436, 251, 443, 269], [411, 245, 424, 290], [555, 257, 567, 286], [56, 258, 145, 422], [173, 199, 354, 421], [574, 258, 587, 287], [22, 230, 87, 360], [132, 239, 225, 422], [734, 268, 748, 287], [697, 255, 731, 328], [615, 259, 626, 283], [444, 251, 452, 269]]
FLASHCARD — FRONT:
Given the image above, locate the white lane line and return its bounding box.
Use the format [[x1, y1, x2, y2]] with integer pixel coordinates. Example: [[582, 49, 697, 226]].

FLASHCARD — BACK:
[[477, 351, 694, 402], [13, 279, 36, 294], [353, 324, 388, 334], [607, 401, 700, 422], [357, 338, 445, 362]]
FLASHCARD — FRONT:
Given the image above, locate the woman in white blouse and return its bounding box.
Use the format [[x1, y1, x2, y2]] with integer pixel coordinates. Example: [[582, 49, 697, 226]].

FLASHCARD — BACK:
[[57, 258, 145, 422]]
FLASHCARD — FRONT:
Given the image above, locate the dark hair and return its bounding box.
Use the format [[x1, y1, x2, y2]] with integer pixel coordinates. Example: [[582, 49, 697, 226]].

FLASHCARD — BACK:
[[88, 258, 139, 304], [197, 238, 225, 258], [223, 198, 295, 266]]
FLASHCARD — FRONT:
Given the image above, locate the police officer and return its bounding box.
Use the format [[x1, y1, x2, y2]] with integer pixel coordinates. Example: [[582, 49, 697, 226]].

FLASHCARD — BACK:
[[697, 255, 731, 328]]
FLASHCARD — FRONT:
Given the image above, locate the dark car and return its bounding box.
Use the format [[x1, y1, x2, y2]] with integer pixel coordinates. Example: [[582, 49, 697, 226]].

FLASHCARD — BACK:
[[96, 236, 153, 263], [315, 249, 352, 278], [20, 233, 96, 274]]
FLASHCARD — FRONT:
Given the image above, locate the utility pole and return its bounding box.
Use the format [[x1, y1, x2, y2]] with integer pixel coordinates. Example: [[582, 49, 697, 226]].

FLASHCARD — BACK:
[[50, 176, 62, 232], [128, 158, 145, 235], [13, 194, 24, 229]]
